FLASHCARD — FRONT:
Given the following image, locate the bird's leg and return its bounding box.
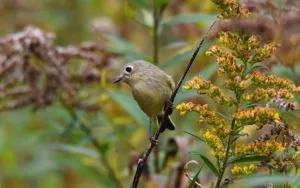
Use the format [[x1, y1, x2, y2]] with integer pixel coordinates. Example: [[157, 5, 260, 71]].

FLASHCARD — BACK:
[[148, 117, 158, 145], [165, 100, 175, 115], [148, 117, 152, 136]]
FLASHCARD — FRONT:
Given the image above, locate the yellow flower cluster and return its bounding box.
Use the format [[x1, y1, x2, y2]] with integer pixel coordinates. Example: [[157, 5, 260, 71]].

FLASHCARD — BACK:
[[182, 76, 232, 106], [219, 32, 253, 60], [218, 32, 276, 65], [234, 140, 284, 157], [211, 0, 250, 19], [247, 35, 261, 50], [251, 71, 300, 92], [176, 103, 230, 137], [206, 46, 244, 79], [233, 106, 280, 127], [277, 89, 294, 99], [242, 88, 276, 102], [242, 88, 294, 102], [176, 102, 213, 116], [231, 164, 257, 178], [204, 131, 226, 160], [247, 42, 277, 64]]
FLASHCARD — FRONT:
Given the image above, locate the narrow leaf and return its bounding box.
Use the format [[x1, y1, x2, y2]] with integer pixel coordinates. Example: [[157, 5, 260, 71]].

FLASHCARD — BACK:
[[197, 63, 218, 80], [110, 92, 148, 128], [241, 103, 262, 110], [160, 49, 194, 68], [183, 131, 206, 142], [189, 163, 204, 188], [60, 157, 113, 186], [199, 154, 219, 177], [103, 34, 148, 61], [128, 0, 151, 9], [247, 63, 269, 74], [232, 132, 249, 142], [52, 144, 100, 158], [271, 64, 295, 81], [228, 155, 270, 164], [162, 13, 216, 26], [231, 175, 293, 187]]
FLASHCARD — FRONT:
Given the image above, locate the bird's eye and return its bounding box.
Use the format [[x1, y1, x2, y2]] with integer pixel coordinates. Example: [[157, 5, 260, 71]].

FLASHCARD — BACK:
[[125, 66, 132, 73]]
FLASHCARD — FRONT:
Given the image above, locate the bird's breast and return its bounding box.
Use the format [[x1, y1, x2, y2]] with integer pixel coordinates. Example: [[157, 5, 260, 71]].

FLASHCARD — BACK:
[[131, 81, 169, 117]]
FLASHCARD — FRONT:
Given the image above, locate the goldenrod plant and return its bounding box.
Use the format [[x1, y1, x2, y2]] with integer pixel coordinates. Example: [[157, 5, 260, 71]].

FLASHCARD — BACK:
[[177, 1, 300, 187]]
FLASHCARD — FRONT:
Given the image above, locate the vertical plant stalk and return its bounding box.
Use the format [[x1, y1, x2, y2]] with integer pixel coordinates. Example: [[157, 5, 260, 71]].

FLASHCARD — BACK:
[[215, 118, 236, 188], [152, 1, 167, 65], [153, 3, 159, 65], [152, 1, 168, 172], [61, 102, 123, 188], [131, 21, 216, 188]]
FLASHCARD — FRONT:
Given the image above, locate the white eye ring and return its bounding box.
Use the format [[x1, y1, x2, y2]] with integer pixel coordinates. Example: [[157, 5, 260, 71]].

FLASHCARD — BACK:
[[125, 65, 133, 73]]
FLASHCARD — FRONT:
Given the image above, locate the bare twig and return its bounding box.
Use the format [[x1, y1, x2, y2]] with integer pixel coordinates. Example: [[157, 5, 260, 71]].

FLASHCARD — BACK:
[[131, 20, 216, 188]]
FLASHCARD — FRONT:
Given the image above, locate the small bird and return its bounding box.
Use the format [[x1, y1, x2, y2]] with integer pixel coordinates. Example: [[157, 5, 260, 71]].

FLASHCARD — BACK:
[[113, 60, 176, 141]]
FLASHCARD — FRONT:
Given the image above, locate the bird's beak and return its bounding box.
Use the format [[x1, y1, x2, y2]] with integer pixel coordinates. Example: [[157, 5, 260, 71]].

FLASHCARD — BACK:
[[113, 75, 124, 83]]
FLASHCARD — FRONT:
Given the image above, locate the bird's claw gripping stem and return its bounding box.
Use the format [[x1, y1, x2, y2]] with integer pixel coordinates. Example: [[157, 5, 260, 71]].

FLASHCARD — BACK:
[[165, 100, 174, 115], [149, 136, 158, 145]]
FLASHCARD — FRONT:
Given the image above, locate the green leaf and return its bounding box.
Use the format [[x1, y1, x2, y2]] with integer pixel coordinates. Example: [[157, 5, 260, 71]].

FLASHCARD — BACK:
[[231, 175, 293, 187], [247, 63, 269, 74], [183, 131, 206, 142], [161, 13, 216, 27], [228, 155, 269, 164], [189, 163, 204, 188], [99, 142, 110, 157], [60, 157, 113, 186], [175, 90, 198, 104], [52, 144, 100, 158], [163, 41, 188, 50], [197, 63, 218, 80], [294, 63, 300, 78], [271, 64, 295, 81], [154, 0, 168, 8], [110, 92, 149, 128], [241, 103, 262, 110], [160, 49, 194, 69], [128, 0, 151, 9], [103, 34, 148, 61], [232, 132, 249, 142], [199, 154, 219, 177]]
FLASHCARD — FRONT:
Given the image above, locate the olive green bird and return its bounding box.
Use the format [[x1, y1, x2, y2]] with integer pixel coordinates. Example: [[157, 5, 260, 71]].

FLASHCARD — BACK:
[[113, 60, 176, 137]]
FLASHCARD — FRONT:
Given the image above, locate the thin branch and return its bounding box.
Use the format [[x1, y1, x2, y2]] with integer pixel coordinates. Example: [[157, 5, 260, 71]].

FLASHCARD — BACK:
[[170, 21, 216, 103], [131, 20, 216, 188]]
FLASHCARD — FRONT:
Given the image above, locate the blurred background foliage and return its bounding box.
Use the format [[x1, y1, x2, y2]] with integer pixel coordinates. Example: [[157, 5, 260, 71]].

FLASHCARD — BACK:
[[0, 0, 299, 187]]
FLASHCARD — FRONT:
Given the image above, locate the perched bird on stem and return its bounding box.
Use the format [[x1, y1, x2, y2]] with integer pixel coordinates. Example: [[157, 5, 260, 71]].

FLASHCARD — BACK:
[[113, 60, 175, 143]]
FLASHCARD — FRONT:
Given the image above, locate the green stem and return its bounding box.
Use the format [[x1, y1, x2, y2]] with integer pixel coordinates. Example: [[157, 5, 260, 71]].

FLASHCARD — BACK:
[[61, 102, 123, 188], [153, 0, 159, 65], [215, 118, 236, 188]]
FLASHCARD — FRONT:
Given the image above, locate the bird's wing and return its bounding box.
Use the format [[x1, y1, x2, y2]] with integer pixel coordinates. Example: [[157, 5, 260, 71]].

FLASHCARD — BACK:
[[163, 74, 175, 91]]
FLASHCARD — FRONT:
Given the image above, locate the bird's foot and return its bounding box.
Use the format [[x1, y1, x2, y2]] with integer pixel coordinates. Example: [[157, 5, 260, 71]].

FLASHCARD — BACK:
[[165, 100, 174, 115], [149, 136, 158, 145]]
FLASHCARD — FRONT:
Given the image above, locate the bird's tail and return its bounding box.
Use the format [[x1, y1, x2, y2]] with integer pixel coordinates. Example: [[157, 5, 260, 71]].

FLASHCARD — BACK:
[[157, 115, 176, 133]]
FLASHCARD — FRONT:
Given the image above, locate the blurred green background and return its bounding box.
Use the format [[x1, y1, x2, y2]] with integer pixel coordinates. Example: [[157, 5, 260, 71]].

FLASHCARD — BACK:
[[0, 0, 299, 187]]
